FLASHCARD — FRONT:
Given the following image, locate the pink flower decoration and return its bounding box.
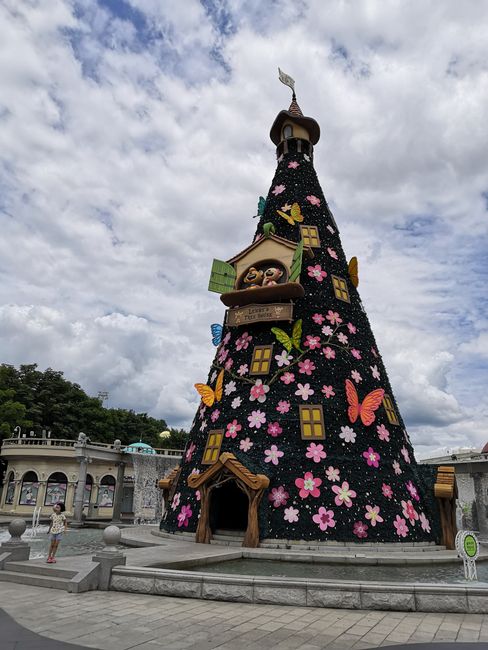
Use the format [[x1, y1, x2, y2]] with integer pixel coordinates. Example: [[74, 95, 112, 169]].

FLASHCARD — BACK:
[[322, 325, 333, 336], [306, 442, 327, 463], [171, 492, 181, 511], [401, 499, 419, 525], [196, 490, 201, 501], [351, 349, 362, 360], [249, 379, 269, 403], [295, 382, 314, 400], [269, 486, 289, 507], [211, 409, 220, 422], [295, 471, 322, 499], [351, 370, 362, 383], [371, 365, 380, 380], [235, 332, 252, 351], [365, 505, 384, 527], [332, 481, 356, 508], [393, 460, 402, 475], [239, 437, 253, 452], [313, 507, 336, 531], [326, 310, 342, 325], [327, 247, 338, 259], [382, 483, 393, 499], [306, 195, 321, 206], [401, 446, 411, 464], [265, 445, 284, 465], [225, 419, 241, 439], [347, 322, 357, 334], [307, 264, 327, 282], [298, 359, 316, 375], [276, 400, 290, 414], [323, 347, 336, 359], [280, 372, 295, 384], [288, 161, 299, 169], [371, 346, 378, 358], [337, 332, 348, 344], [284, 506, 299, 523], [237, 364, 248, 376], [177, 504, 192, 528], [185, 442, 196, 462], [394, 515, 409, 538], [419, 512, 431, 533], [248, 410, 266, 429], [222, 332, 231, 345], [326, 466, 340, 482], [304, 335, 321, 350], [405, 481, 420, 502], [376, 424, 390, 442], [267, 421, 283, 437], [363, 447, 380, 468], [321, 385, 335, 398], [218, 347, 229, 363], [312, 313, 325, 324], [272, 184, 286, 195], [224, 358, 234, 371], [353, 521, 368, 539]]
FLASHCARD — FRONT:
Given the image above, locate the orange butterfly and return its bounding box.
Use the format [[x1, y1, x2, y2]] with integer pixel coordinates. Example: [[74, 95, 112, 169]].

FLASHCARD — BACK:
[[345, 379, 384, 426], [194, 369, 224, 407]]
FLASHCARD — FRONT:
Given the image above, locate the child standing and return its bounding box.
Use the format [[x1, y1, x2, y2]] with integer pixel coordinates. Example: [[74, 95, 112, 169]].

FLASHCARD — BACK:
[[47, 502, 67, 563]]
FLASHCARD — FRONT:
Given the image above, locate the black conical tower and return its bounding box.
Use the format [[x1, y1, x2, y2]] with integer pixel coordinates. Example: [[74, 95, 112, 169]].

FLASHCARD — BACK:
[[161, 90, 439, 545]]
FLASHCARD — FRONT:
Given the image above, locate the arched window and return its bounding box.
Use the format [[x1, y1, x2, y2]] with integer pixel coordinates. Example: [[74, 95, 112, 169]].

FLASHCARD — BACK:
[[19, 471, 39, 506], [44, 472, 67, 506], [283, 124, 293, 139], [5, 471, 16, 505], [98, 475, 116, 507]]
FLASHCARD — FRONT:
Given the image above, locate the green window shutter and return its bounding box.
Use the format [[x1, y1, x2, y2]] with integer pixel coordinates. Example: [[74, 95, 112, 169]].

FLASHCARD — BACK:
[[208, 259, 236, 294], [289, 240, 304, 282]]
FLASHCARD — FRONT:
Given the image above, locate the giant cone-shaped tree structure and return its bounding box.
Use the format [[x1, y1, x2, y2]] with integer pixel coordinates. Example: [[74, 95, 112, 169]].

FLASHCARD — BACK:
[[161, 90, 439, 545]]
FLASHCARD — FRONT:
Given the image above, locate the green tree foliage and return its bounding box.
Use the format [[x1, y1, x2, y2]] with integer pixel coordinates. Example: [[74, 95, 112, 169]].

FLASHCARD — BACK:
[[0, 364, 188, 450]]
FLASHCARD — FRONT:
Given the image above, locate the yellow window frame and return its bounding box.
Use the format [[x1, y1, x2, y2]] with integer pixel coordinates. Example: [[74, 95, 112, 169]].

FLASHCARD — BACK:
[[202, 430, 224, 464], [249, 345, 274, 376], [383, 395, 400, 426], [331, 275, 350, 303], [300, 224, 321, 248], [299, 405, 325, 440]]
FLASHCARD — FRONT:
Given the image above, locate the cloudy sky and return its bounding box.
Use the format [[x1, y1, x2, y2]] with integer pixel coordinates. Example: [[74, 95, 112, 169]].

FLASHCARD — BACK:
[[1, 0, 487, 455]]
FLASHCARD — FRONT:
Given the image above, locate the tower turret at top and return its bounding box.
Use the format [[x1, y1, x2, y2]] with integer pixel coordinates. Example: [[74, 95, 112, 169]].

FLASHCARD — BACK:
[[269, 89, 320, 160]]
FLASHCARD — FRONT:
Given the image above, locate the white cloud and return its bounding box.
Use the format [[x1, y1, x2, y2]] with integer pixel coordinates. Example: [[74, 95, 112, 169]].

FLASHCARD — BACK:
[[0, 0, 487, 449]]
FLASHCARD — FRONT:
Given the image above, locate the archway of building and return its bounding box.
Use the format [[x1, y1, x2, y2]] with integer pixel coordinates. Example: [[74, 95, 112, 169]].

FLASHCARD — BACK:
[[98, 474, 116, 507], [45, 471, 67, 506], [19, 470, 39, 506], [209, 476, 248, 533], [4, 471, 15, 505]]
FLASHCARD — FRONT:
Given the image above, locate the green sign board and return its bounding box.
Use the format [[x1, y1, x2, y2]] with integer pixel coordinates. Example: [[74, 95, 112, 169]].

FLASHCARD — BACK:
[[463, 534, 478, 558]]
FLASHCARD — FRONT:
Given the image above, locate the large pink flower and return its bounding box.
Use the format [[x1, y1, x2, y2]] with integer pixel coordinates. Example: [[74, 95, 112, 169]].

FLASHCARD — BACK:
[[401, 499, 419, 525], [353, 521, 368, 539], [419, 512, 431, 533], [326, 310, 342, 325], [304, 335, 321, 350], [284, 506, 299, 523], [363, 447, 380, 468], [312, 313, 325, 324], [295, 471, 322, 499], [323, 347, 336, 359], [268, 486, 289, 507], [298, 359, 316, 375], [394, 515, 409, 538], [280, 372, 295, 385], [267, 421, 283, 437], [313, 507, 336, 531], [248, 410, 266, 429], [376, 424, 390, 442], [306, 194, 321, 206], [306, 442, 326, 463], [264, 445, 284, 465], [295, 383, 314, 400], [225, 419, 241, 439], [382, 483, 393, 499], [239, 437, 253, 452], [307, 265, 327, 282], [235, 331, 252, 351], [365, 505, 384, 527], [177, 504, 192, 528], [332, 481, 356, 508], [185, 442, 196, 462], [405, 481, 420, 502], [276, 400, 290, 414], [249, 379, 269, 403]]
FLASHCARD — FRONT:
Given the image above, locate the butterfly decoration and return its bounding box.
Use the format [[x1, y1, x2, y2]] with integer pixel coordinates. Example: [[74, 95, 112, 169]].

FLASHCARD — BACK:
[[345, 379, 384, 426], [348, 256, 359, 288], [257, 196, 266, 216], [195, 369, 224, 407], [210, 324, 223, 347], [276, 202, 304, 226], [271, 319, 303, 353]]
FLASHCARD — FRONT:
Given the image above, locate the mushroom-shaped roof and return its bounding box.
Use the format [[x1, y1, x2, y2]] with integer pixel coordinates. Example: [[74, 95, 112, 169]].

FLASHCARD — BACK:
[[270, 97, 320, 145], [123, 441, 156, 455], [482, 442, 488, 454]]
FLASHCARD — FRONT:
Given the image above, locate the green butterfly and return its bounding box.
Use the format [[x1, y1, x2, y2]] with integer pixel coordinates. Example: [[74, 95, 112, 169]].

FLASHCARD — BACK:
[[271, 319, 303, 353]]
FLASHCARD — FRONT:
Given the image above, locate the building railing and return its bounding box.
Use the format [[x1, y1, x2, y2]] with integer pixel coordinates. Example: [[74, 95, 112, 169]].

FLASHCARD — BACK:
[[1, 437, 184, 457]]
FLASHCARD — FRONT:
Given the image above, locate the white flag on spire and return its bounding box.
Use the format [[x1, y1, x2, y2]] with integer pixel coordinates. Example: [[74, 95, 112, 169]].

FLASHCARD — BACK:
[[278, 68, 295, 92]]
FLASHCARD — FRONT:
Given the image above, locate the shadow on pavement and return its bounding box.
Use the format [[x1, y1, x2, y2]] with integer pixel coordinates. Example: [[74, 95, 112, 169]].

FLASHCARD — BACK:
[[0, 609, 91, 650]]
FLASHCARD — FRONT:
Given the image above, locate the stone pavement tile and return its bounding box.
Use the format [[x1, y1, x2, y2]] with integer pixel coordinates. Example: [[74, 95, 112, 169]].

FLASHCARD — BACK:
[[457, 630, 481, 641]]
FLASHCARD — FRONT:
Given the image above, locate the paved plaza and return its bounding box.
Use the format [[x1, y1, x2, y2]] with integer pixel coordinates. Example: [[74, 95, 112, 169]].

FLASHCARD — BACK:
[[1, 583, 488, 649]]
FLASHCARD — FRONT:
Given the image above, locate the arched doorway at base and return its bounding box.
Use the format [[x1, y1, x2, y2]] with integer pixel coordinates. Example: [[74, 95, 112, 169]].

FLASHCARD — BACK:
[[210, 477, 248, 533]]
